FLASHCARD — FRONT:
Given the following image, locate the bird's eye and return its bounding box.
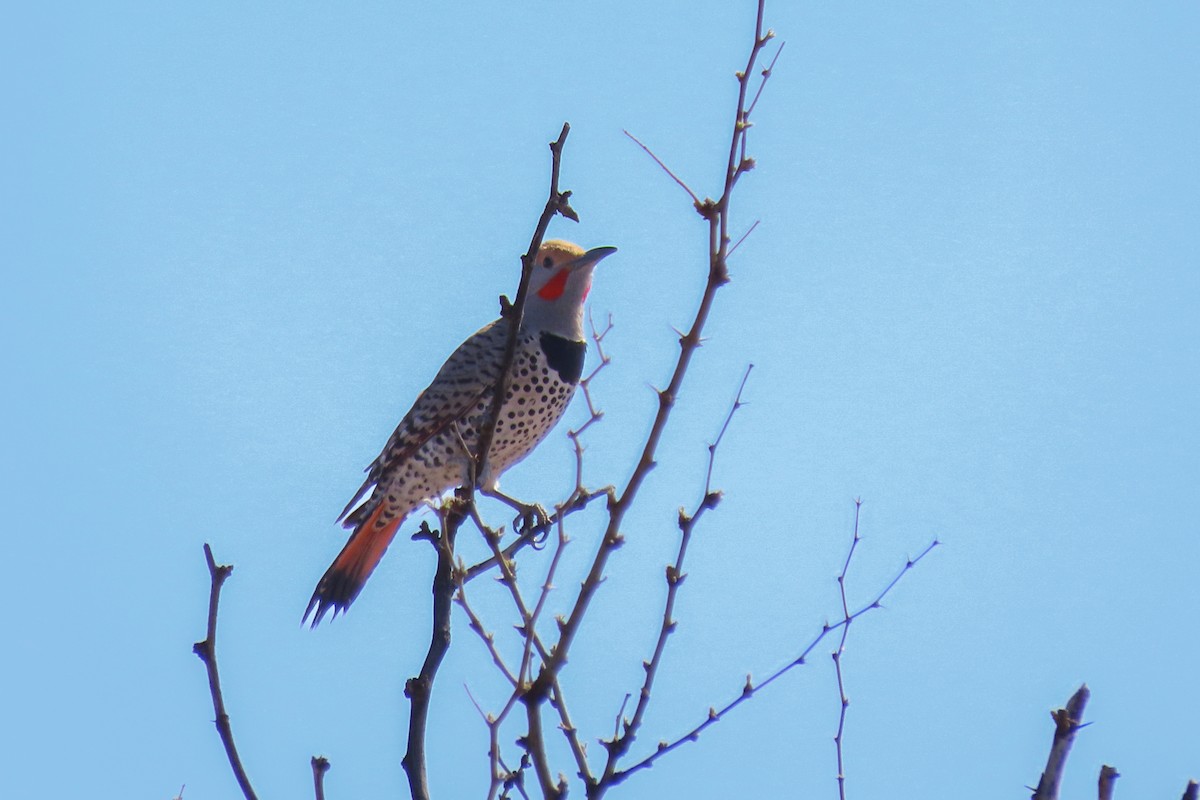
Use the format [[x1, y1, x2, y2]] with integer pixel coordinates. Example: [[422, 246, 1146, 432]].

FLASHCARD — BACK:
[[542, 257, 554, 269]]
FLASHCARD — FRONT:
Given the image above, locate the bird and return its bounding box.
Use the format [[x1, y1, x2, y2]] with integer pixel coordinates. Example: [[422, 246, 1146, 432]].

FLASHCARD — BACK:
[[304, 239, 617, 626]]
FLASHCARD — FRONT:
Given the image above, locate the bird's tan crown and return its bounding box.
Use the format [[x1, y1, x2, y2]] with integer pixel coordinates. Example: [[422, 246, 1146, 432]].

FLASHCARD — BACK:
[[536, 240, 585, 266]]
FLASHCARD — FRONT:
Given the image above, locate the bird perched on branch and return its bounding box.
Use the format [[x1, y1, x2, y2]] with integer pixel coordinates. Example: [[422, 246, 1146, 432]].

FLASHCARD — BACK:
[[305, 240, 616, 626]]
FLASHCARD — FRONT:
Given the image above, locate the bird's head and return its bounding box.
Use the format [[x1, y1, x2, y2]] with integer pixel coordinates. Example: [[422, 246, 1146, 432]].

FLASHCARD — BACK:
[[521, 240, 616, 339]]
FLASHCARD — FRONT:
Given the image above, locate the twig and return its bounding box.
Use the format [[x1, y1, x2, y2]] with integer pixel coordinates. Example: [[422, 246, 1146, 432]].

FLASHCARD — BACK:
[[566, 313, 614, 495], [547, 679, 592, 787], [608, 540, 939, 787], [474, 123, 576, 488], [542, 0, 771, 704], [520, 517, 569, 687], [1098, 765, 1119, 800], [598, 366, 752, 783], [462, 488, 610, 581], [455, 577, 519, 687], [403, 124, 576, 800], [402, 494, 470, 800], [745, 41, 785, 119], [469, 503, 597, 791], [621, 130, 702, 207], [832, 500, 864, 800], [193, 544, 258, 800], [727, 220, 760, 257], [499, 753, 532, 800], [311, 756, 330, 800], [523, 695, 567, 800], [524, 8, 779, 798], [1031, 684, 1091, 800], [464, 684, 510, 800]]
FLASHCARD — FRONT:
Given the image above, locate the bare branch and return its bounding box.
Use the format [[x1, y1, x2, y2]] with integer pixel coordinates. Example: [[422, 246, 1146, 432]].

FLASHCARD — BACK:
[[463, 488, 611, 581], [1031, 684, 1091, 800], [476, 123, 576, 486], [520, 518, 569, 686], [1098, 765, 1119, 800], [193, 544, 259, 800], [832, 500, 865, 800], [529, 0, 779, 732], [548, 678, 593, 790], [567, 313, 615, 495], [311, 756, 330, 800], [745, 41, 785, 119], [622, 129, 702, 207], [402, 495, 471, 800], [522, 697, 566, 800], [499, 753, 533, 800], [470, 503, 596, 790], [727, 220, 760, 257], [598, 366, 752, 781], [455, 577, 519, 687], [609, 539, 939, 786], [403, 124, 577, 800]]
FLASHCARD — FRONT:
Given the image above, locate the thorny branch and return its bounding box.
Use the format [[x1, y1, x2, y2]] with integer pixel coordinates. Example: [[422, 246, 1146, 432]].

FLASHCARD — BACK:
[[567, 313, 615, 495], [311, 756, 330, 800], [402, 496, 470, 800], [598, 366, 753, 785], [403, 123, 577, 800], [1032, 684, 1091, 800], [455, 575, 519, 688], [1027, 687, 1196, 800], [193, 544, 259, 800], [475, 122, 578, 488], [463, 503, 595, 797], [608, 539, 940, 786], [832, 500, 864, 800], [495, 6, 783, 799], [462, 312, 617, 585], [1098, 765, 1119, 800]]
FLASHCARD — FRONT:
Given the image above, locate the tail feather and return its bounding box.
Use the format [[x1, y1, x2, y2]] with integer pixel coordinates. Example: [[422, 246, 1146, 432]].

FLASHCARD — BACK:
[[304, 503, 403, 627]]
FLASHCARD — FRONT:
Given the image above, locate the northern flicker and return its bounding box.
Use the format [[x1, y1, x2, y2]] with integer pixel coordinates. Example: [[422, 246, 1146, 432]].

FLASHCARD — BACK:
[[304, 240, 616, 626]]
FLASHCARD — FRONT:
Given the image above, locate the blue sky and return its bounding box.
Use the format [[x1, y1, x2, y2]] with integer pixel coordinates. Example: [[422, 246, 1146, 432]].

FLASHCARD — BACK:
[[3, 2, 1197, 798]]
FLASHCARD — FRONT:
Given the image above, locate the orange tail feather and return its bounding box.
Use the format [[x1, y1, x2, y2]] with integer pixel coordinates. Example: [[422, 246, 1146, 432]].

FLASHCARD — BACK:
[[304, 504, 402, 627]]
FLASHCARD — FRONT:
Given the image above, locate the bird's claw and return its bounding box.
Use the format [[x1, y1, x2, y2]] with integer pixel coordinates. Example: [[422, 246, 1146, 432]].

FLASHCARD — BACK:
[[514, 503, 551, 545]]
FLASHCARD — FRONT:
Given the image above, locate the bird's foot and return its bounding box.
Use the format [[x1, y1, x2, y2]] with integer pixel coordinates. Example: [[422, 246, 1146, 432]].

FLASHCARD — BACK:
[[514, 503, 551, 544], [480, 487, 551, 543]]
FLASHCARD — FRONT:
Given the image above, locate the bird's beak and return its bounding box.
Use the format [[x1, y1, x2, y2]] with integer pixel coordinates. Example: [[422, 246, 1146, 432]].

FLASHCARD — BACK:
[[567, 246, 617, 270]]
